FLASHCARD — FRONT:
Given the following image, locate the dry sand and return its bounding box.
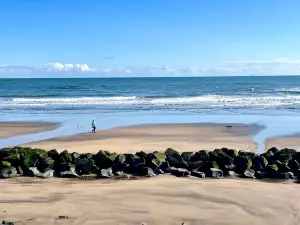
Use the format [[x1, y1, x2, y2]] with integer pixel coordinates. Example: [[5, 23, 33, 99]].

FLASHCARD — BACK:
[[266, 136, 300, 151], [24, 123, 263, 153], [0, 176, 299, 225], [0, 122, 59, 139], [3, 122, 300, 225]]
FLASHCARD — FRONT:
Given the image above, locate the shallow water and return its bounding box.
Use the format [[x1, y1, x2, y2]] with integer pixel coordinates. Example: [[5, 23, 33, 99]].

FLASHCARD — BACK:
[[1, 77, 300, 152]]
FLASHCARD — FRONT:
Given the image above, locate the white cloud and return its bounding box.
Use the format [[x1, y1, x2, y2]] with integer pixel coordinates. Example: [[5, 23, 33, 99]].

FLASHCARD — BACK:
[[44, 63, 96, 72], [1, 58, 300, 77]]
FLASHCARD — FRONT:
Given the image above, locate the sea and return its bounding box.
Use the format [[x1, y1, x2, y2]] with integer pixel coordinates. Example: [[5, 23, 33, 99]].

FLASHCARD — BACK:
[[1, 76, 300, 152]]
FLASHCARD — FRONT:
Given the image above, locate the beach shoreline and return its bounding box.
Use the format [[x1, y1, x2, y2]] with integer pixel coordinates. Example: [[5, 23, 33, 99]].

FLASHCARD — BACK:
[[0, 121, 60, 139], [21, 122, 264, 153]]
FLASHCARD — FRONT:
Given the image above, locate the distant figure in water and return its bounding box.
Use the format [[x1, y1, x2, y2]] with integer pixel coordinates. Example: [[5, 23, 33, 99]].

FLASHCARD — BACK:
[[91, 118, 96, 133]]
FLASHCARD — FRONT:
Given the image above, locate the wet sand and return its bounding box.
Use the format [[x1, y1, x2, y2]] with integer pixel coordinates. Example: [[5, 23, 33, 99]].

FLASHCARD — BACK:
[[0, 176, 299, 225], [24, 123, 263, 153], [0, 122, 59, 139]]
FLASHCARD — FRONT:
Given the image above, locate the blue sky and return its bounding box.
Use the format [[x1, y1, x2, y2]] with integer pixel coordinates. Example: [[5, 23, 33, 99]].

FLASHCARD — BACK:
[[1, 0, 300, 77]]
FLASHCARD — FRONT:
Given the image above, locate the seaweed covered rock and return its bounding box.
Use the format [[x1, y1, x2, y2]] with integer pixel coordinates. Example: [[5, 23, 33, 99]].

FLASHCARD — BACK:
[[235, 156, 252, 174], [192, 150, 210, 161], [166, 149, 187, 168], [288, 159, 300, 172], [209, 149, 235, 171], [145, 152, 166, 170], [0, 167, 17, 178], [59, 150, 72, 164], [93, 150, 115, 169], [181, 152, 195, 161], [0, 148, 21, 167], [73, 157, 99, 175], [201, 160, 219, 173], [265, 164, 278, 175]]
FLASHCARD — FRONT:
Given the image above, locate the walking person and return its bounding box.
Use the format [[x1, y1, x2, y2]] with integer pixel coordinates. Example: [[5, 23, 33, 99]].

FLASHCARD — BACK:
[[91, 118, 96, 133]]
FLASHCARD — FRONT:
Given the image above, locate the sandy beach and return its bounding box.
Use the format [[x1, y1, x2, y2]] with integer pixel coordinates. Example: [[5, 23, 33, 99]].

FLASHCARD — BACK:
[[0, 176, 299, 225], [266, 136, 300, 151], [0, 122, 59, 139], [1, 122, 300, 225], [24, 123, 263, 153]]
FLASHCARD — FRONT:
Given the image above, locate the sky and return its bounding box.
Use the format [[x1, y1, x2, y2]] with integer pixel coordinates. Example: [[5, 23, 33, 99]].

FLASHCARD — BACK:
[[1, 0, 300, 77]]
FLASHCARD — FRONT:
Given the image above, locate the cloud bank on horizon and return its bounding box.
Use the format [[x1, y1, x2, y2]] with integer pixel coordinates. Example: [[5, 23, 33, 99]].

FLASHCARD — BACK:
[[1, 58, 300, 77]]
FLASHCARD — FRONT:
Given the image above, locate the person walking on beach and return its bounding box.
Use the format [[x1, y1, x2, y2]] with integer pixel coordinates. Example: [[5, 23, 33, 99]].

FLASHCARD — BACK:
[[91, 118, 96, 133]]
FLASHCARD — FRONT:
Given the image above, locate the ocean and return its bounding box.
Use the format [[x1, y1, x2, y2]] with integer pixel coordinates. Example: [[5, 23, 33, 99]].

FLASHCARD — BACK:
[[1, 76, 300, 112], [1, 76, 300, 151]]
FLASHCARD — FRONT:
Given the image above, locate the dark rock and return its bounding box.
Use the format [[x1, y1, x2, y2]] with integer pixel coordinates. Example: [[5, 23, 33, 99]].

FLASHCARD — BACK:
[[271, 172, 291, 179], [0, 167, 17, 178], [225, 149, 238, 158], [288, 160, 300, 172], [166, 153, 187, 168], [0, 161, 11, 169], [146, 153, 166, 170], [208, 168, 223, 178], [235, 156, 252, 174], [71, 152, 81, 161], [171, 168, 190, 177], [24, 167, 41, 177], [209, 149, 235, 171], [165, 148, 180, 156], [192, 150, 210, 161], [155, 169, 165, 175], [73, 158, 99, 175], [2, 221, 14, 225], [98, 168, 114, 178], [265, 164, 278, 174], [181, 152, 195, 161], [253, 155, 268, 168], [238, 151, 257, 159], [286, 172, 295, 179], [136, 151, 147, 159], [255, 171, 267, 179], [134, 166, 155, 177], [191, 170, 205, 178], [243, 169, 256, 179], [47, 149, 60, 161], [252, 163, 263, 171], [201, 161, 219, 173], [160, 161, 171, 173], [187, 160, 203, 170], [93, 150, 114, 169], [59, 166, 79, 178], [59, 150, 72, 164]]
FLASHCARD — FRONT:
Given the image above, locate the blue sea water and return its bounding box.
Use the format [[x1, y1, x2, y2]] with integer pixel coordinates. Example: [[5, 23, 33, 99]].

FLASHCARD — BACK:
[[1, 76, 300, 152]]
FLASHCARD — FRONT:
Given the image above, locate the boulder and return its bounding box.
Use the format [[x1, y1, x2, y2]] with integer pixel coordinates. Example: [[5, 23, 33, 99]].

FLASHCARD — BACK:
[[238, 151, 257, 159], [0, 167, 18, 178], [181, 152, 195, 161], [0, 148, 20, 166], [166, 153, 187, 168], [47, 149, 60, 161], [224, 149, 238, 158], [271, 172, 293, 179], [187, 160, 203, 170], [243, 169, 256, 179], [0, 161, 11, 169], [170, 168, 190, 177], [59, 150, 72, 164], [24, 167, 41, 177], [207, 168, 223, 178], [253, 156, 268, 168], [160, 161, 171, 173], [93, 150, 114, 169], [234, 156, 252, 174], [135, 151, 147, 159], [59, 167, 79, 178], [165, 148, 180, 156], [201, 161, 219, 173], [191, 170, 205, 178], [134, 166, 155, 177], [192, 150, 210, 161], [265, 164, 278, 174], [155, 169, 165, 175], [98, 168, 114, 178], [73, 158, 99, 175], [288, 159, 300, 172], [255, 171, 267, 179]]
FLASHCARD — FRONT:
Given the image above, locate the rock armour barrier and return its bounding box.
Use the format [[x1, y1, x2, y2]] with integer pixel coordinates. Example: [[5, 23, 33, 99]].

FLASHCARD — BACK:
[[0, 147, 299, 181]]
